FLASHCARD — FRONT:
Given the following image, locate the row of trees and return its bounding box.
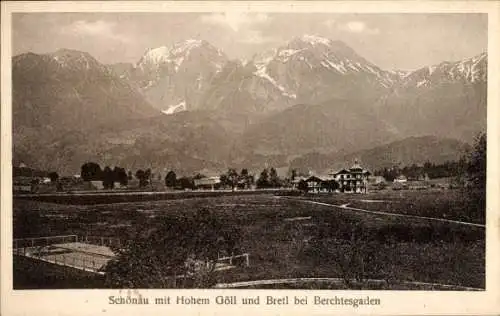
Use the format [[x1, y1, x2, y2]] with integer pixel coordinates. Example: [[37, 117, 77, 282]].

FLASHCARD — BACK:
[[81, 162, 152, 189], [372, 134, 486, 192], [373, 160, 468, 182], [163, 167, 285, 191], [256, 168, 282, 188], [79, 132, 487, 194]]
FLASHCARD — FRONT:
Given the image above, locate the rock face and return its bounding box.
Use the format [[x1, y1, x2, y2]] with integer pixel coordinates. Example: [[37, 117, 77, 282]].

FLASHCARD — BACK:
[[199, 35, 401, 114], [12, 37, 487, 175], [376, 52, 487, 143], [111, 40, 228, 114], [13, 49, 158, 132]]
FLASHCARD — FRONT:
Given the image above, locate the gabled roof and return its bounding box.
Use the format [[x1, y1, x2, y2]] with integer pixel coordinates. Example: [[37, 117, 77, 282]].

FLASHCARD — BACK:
[[305, 175, 324, 182], [332, 169, 350, 175]]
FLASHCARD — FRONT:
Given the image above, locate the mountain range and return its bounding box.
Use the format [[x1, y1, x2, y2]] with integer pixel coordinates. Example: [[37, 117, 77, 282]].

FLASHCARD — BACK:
[[12, 35, 487, 176]]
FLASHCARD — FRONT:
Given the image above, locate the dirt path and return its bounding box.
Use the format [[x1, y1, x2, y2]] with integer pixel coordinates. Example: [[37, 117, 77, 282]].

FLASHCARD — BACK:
[[276, 196, 485, 228], [214, 277, 482, 290]]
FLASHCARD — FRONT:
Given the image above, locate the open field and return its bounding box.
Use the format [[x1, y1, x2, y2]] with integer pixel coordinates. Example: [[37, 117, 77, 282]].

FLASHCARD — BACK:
[[292, 189, 485, 224], [14, 189, 290, 205], [13, 190, 485, 289]]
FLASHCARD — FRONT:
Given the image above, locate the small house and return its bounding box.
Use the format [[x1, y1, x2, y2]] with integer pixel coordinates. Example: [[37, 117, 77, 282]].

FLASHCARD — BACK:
[[368, 175, 386, 184], [304, 176, 325, 193], [393, 175, 408, 183], [194, 176, 221, 190], [302, 176, 338, 193]]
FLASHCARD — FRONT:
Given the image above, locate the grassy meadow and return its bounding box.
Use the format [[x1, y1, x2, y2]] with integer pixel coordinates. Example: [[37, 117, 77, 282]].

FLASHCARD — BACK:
[[13, 189, 485, 289]]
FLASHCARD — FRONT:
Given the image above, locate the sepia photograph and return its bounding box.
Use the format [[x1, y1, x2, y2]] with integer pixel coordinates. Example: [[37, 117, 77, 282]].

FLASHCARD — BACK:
[[8, 9, 490, 292]]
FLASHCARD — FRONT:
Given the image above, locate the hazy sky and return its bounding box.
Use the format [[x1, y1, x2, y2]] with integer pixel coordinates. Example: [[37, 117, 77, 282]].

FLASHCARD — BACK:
[[13, 12, 487, 70]]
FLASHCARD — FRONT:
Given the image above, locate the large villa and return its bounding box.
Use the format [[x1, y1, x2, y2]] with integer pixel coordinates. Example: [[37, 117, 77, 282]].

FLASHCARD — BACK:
[[293, 160, 372, 194], [331, 161, 371, 193]]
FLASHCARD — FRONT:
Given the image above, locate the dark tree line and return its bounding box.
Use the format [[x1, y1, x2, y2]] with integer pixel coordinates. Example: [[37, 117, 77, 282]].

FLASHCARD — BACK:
[[81, 162, 152, 189], [374, 160, 468, 182], [135, 169, 152, 188], [13, 166, 49, 178], [373, 133, 486, 191], [219, 168, 255, 190], [465, 133, 486, 220], [163, 170, 195, 190], [256, 167, 281, 188]]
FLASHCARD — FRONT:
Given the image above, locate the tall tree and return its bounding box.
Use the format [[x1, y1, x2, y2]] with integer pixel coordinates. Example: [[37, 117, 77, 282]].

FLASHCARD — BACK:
[[239, 169, 250, 189], [269, 167, 280, 188], [256, 168, 270, 189], [227, 169, 238, 191], [240, 169, 249, 178], [165, 171, 177, 188], [467, 132, 486, 191], [48, 171, 59, 183], [145, 169, 153, 190], [102, 166, 115, 189], [135, 169, 148, 188], [81, 162, 102, 181], [219, 174, 229, 188], [114, 167, 128, 187], [465, 132, 486, 221]]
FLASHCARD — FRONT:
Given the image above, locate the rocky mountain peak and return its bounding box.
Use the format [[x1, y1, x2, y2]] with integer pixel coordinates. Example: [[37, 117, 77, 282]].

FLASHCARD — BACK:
[[49, 48, 101, 70], [140, 46, 170, 65], [399, 52, 487, 88]]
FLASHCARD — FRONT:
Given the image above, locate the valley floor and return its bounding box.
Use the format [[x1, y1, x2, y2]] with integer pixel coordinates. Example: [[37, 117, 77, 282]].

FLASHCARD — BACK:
[[12, 190, 485, 289]]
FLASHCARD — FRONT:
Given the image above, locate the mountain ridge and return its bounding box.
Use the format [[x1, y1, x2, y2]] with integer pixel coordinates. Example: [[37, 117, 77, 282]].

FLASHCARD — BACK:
[[12, 37, 487, 175]]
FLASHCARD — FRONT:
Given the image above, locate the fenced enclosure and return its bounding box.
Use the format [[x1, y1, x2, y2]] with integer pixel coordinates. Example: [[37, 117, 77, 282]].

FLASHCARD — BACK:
[[13, 235, 78, 249], [13, 235, 124, 249], [13, 235, 117, 274], [13, 235, 250, 276], [217, 253, 250, 268]]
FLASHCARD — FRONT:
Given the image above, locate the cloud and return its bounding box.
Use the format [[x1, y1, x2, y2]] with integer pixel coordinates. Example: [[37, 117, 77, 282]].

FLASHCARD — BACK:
[[237, 30, 279, 44], [323, 19, 336, 29], [61, 20, 130, 43], [200, 12, 270, 32], [340, 21, 380, 34]]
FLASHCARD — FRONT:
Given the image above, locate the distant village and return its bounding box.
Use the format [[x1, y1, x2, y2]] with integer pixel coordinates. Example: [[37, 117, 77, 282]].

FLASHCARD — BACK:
[[13, 158, 464, 195]]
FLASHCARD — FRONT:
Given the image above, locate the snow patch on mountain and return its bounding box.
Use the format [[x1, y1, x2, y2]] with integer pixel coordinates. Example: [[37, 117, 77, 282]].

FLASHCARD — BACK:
[[416, 79, 429, 88], [162, 101, 187, 115], [428, 65, 437, 76], [301, 34, 332, 46], [170, 39, 203, 56], [401, 52, 487, 88], [170, 56, 185, 72], [254, 65, 297, 99], [141, 46, 170, 66], [137, 40, 226, 75], [321, 59, 348, 74], [277, 48, 306, 62], [51, 49, 98, 70]]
